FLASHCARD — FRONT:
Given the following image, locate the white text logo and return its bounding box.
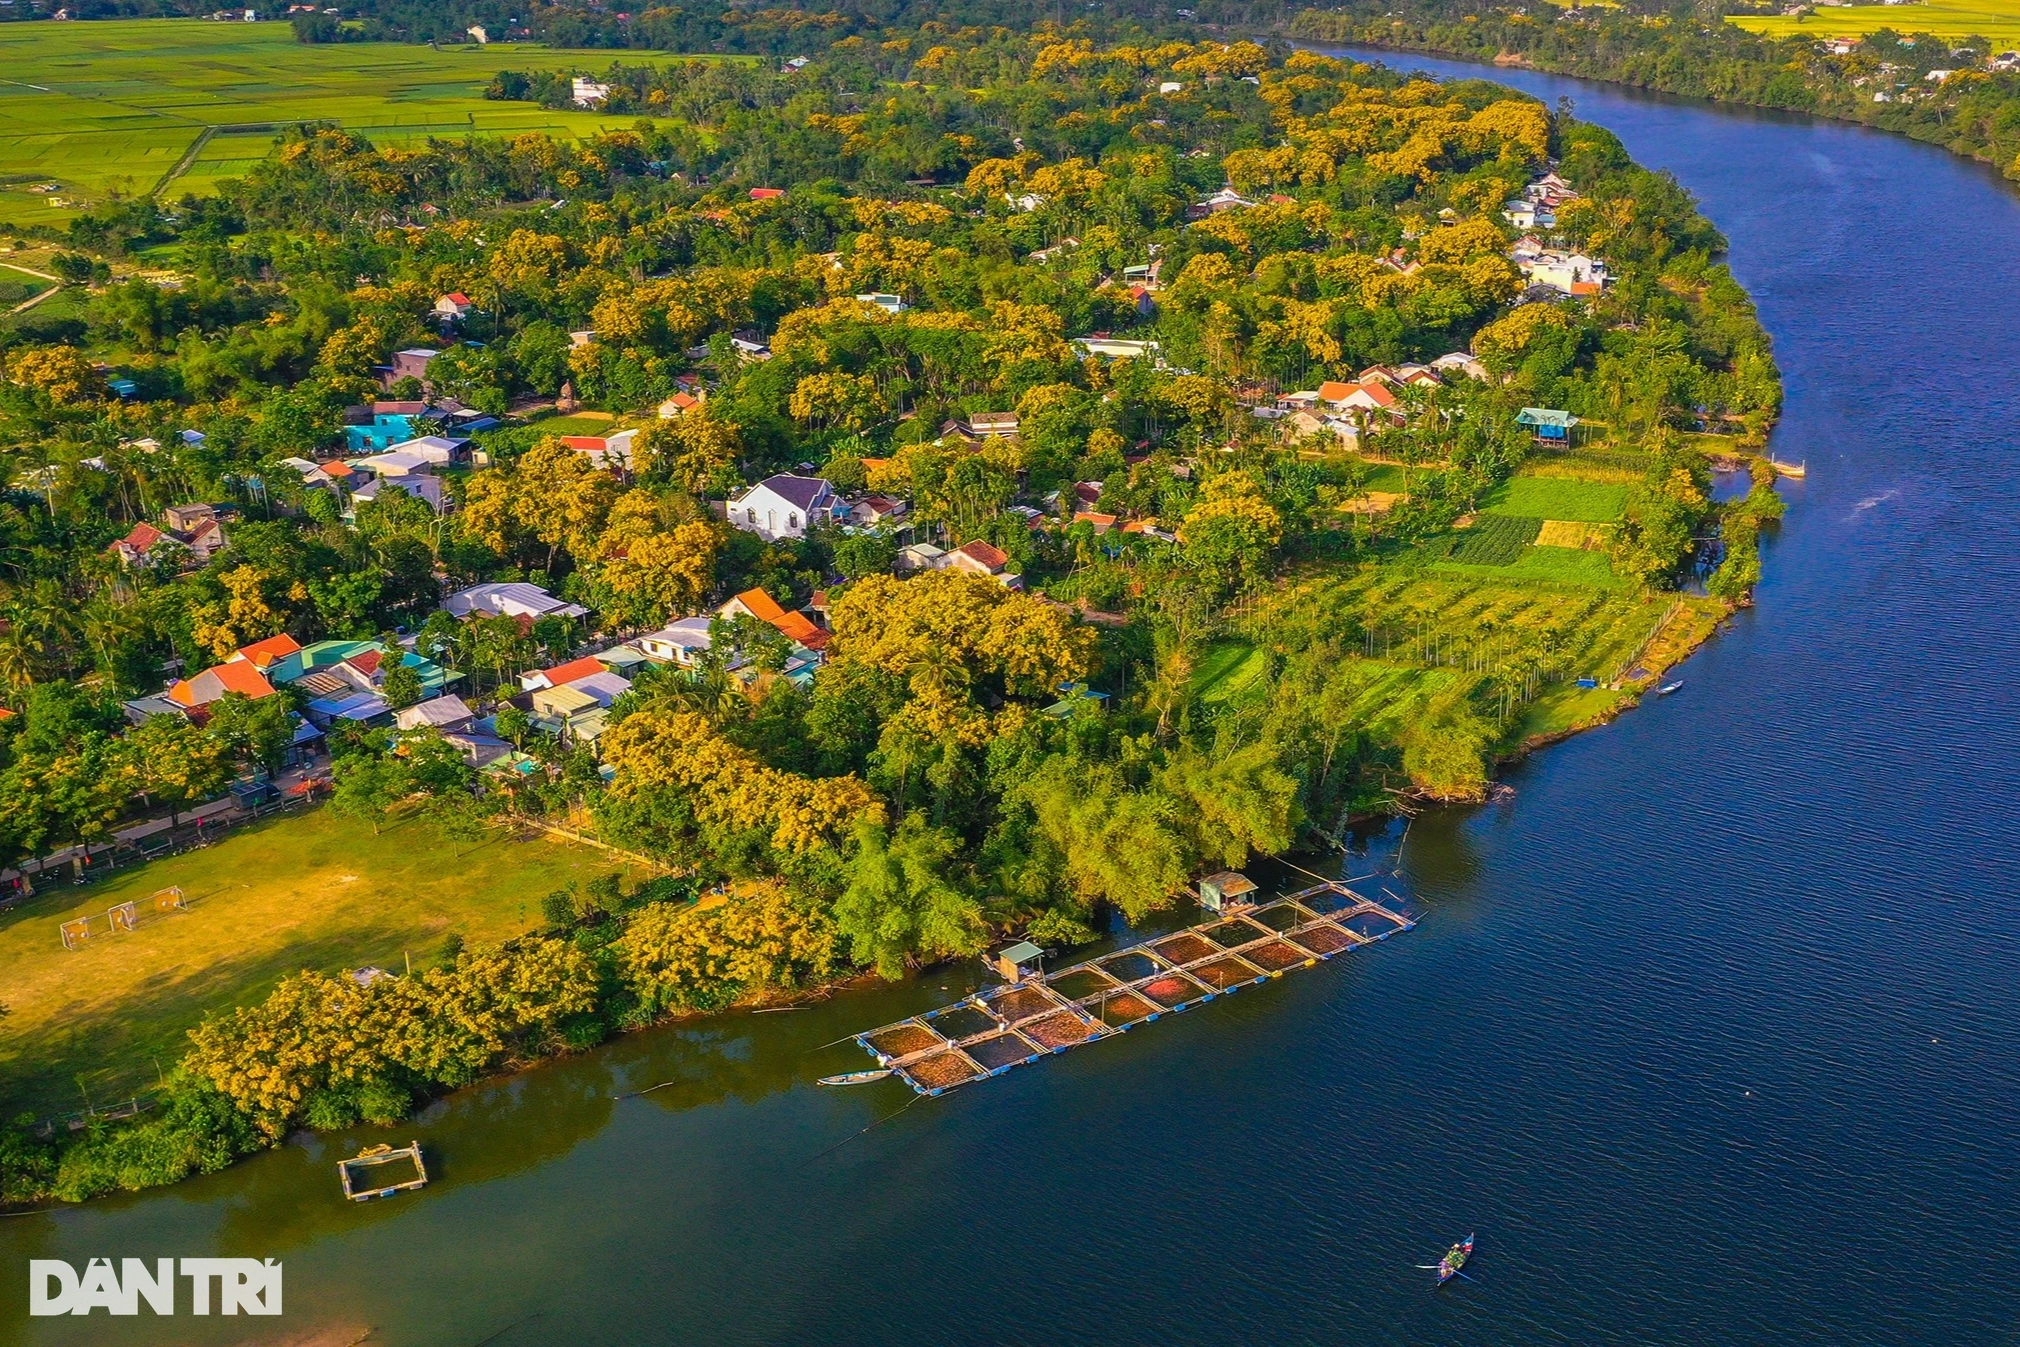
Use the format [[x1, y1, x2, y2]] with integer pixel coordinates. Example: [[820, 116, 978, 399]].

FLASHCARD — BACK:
[[29, 1258, 282, 1316]]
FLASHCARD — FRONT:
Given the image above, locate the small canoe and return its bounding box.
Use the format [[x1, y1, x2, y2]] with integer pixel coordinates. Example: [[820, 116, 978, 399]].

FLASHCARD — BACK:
[[1658, 681, 1683, 695], [1421, 1232, 1474, 1285], [818, 1069, 893, 1087]]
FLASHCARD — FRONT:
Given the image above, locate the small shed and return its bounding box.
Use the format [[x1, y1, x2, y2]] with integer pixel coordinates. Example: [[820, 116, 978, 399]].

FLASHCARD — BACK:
[[1516, 407, 1579, 444], [993, 940, 1046, 984], [1198, 871, 1258, 913]]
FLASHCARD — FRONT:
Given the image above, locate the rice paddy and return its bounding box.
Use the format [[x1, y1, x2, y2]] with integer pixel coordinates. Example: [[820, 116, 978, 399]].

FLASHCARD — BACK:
[[0, 19, 733, 224]]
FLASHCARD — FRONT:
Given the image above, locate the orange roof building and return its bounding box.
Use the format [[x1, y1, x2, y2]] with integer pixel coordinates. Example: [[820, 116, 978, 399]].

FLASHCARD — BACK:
[[167, 660, 278, 709], [232, 633, 302, 669]]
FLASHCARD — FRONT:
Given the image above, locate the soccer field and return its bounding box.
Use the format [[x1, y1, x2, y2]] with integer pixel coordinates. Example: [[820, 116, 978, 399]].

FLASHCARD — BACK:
[[1732, 0, 2020, 52], [0, 19, 723, 225]]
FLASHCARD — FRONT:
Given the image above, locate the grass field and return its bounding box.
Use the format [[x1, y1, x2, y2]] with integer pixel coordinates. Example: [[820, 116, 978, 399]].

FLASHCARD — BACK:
[[0, 20, 727, 225], [1732, 1, 2020, 50], [1481, 473, 1629, 523], [1190, 640, 1270, 705], [0, 805, 636, 1116]]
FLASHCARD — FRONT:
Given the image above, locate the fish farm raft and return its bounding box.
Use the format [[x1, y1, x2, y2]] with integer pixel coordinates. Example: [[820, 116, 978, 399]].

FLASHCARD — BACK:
[[852, 881, 1416, 1096]]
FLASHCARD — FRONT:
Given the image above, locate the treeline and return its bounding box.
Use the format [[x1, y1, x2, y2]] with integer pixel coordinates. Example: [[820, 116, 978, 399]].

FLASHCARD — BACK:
[[1284, 2, 2020, 182]]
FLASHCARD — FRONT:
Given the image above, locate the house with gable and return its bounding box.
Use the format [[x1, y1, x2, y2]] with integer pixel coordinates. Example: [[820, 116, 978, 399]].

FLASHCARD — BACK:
[[726, 474, 843, 541], [937, 539, 1021, 589]]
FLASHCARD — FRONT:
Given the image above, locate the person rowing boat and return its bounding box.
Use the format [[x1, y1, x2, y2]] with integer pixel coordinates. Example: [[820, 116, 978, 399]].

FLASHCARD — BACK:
[[1416, 1233, 1475, 1285]]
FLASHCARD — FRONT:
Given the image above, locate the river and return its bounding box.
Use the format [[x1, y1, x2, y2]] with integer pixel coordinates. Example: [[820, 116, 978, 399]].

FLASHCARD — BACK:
[[7, 48, 2020, 1347]]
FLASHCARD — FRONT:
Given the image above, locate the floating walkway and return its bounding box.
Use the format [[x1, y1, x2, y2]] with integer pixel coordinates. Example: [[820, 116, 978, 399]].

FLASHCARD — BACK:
[[851, 882, 1415, 1096]]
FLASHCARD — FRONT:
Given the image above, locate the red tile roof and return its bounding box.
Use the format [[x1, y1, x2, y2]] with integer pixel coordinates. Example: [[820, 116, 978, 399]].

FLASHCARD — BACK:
[[952, 539, 1009, 570], [773, 611, 825, 646], [1316, 380, 1355, 403], [560, 435, 609, 452], [539, 656, 607, 688], [748, 187, 786, 200], [119, 522, 164, 550], [346, 649, 384, 677]]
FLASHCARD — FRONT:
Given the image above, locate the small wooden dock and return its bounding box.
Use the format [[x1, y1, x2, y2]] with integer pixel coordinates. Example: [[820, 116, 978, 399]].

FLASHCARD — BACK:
[[851, 882, 1415, 1096], [338, 1141, 428, 1201]]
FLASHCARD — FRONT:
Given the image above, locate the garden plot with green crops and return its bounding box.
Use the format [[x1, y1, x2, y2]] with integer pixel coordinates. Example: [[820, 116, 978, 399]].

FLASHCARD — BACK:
[[1479, 473, 1629, 523]]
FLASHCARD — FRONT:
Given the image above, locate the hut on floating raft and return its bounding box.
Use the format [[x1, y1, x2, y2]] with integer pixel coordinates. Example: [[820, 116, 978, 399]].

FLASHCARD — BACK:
[[992, 939, 1046, 984], [1198, 871, 1258, 913]]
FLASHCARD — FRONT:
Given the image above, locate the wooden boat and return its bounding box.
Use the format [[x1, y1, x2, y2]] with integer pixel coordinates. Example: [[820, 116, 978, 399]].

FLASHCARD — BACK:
[[1658, 680, 1683, 695], [1419, 1233, 1475, 1285], [818, 1069, 893, 1087]]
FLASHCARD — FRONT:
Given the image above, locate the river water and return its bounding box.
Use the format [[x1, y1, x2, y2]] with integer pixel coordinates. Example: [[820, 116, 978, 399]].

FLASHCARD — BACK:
[[7, 50, 2020, 1347]]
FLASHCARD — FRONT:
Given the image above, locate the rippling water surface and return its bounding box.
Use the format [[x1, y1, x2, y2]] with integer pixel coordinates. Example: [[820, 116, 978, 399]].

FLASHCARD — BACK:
[[5, 51, 2019, 1347]]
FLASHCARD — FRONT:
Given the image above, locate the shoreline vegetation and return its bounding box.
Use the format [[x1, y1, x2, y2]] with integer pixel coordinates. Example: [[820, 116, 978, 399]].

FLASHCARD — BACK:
[[0, 27, 1781, 1207], [1279, 3, 2020, 184]]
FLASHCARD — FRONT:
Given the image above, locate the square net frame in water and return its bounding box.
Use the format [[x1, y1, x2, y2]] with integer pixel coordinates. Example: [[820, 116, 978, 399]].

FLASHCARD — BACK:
[[1139, 970, 1209, 1009], [865, 1021, 946, 1060], [1046, 966, 1120, 1001], [903, 1050, 986, 1090], [1023, 1010, 1102, 1049], [1150, 932, 1218, 966], [984, 985, 1064, 1024], [1242, 939, 1311, 972], [1096, 951, 1163, 983], [1087, 990, 1159, 1025], [1187, 955, 1263, 990], [1288, 924, 1356, 956], [923, 1003, 1002, 1041], [1250, 901, 1321, 933], [963, 1032, 1043, 1071], [1200, 917, 1273, 950]]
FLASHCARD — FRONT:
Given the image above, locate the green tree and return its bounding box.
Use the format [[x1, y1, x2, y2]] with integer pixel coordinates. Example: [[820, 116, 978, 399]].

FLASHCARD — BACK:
[[207, 692, 297, 774], [835, 815, 987, 978], [381, 662, 424, 709]]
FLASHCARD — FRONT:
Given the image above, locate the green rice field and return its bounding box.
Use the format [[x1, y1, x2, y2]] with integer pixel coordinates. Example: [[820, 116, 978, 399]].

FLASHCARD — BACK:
[[0, 19, 725, 225]]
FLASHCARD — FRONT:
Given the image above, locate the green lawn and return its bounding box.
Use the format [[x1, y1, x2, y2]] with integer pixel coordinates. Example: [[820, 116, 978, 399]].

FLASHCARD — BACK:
[[1358, 462, 1411, 494], [1733, 1, 2020, 49], [1480, 473, 1629, 523], [0, 805, 636, 1116], [0, 20, 733, 223], [1190, 640, 1270, 705]]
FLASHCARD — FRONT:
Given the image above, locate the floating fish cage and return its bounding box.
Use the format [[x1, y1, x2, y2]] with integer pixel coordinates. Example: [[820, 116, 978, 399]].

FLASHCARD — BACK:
[[851, 883, 1415, 1096]]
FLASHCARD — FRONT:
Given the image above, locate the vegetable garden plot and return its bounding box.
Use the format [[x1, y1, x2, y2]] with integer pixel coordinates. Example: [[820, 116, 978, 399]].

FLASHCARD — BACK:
[[851, 883, 1415, 1094]]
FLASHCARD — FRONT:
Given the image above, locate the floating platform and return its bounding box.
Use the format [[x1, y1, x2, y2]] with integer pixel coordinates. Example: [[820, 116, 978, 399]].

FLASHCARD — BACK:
[[851, 882, 1415, 1096], [338, 1141, 428, 1201]]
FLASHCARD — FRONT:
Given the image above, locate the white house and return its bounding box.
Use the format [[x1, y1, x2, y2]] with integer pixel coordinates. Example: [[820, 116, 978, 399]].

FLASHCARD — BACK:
[[433, 292, 474, 322], [727, 474, 842, 541], [571, 77, 611, 107], [855, 292, 909, 315], [637, 616, 718, 666], [1432, 351, 1488, 381], [1075, 336, 1160, 361], [1520, 251, 1608, 293], [443, 581, 588, 621]]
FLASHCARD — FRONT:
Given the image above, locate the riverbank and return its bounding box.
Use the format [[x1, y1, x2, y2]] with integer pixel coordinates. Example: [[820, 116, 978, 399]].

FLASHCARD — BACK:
[[1281, 9, 2020, 184]]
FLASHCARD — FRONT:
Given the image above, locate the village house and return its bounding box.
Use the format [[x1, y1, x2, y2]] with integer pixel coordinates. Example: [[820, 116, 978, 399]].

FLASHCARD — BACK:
[[937, 539, 1021, 588], [433, 292, 474, 324], [381, 348, 440, 390], [719, 587, 830, 654], [442, 581, 589, 622], [570, 77, 610, 107], [396, 693, 476, 734], [855, 292, 909, 315], [1433, 351, 1489, 381], [519, 655, 609, 693], [727, 473, 843, 541], [165, 657, 277, 713], [1519, 251, 1609, 295], [896, 541, 946, 573], [1075, 336, 1160, 362], [343, 400, 431, 452], [559, 428, 637, 472], [849, 494, 909, 528], [1186, 186, 1253, 220], [637, 616, 718, 666], [656, 390, 704, 418]]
